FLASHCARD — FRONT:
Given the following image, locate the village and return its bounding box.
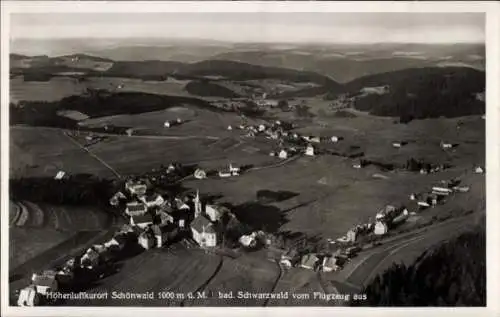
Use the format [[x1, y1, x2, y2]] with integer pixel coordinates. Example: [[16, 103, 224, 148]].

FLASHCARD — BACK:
[[15, 110, 485, 307]]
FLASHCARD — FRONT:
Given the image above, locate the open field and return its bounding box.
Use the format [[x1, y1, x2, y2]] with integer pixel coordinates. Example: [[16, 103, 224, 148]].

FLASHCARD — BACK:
[[10, 126, 118, 178], [78, 106, 251, 139], [189, 253, 280, 306], [10, 76, 193, 103], [11, 105, 485, 240], [63, 248, 220, 306]]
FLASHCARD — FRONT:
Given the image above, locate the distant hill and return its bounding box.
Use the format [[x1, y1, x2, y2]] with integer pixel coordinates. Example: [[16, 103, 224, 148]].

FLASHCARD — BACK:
[[10, 90, 216, 128], [104, 60, 185, 80], [335, 67, 485, 120], [10, 54, 341, 87], [212, 44, 485, 83], [185, 80, 241, 98]]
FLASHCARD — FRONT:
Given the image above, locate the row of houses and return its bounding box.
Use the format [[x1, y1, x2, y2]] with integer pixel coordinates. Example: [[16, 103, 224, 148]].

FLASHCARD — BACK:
[[279, 250, 352, 272], [270, 143, 316, 159]]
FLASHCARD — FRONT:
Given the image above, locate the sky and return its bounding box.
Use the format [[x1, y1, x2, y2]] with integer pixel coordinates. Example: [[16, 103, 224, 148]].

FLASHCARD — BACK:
[[10, 12, 485, 44]]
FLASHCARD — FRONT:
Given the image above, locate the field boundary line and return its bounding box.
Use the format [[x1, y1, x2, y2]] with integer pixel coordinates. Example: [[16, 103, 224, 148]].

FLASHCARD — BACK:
[[263, 260, 284, 307], [62, 131, 122, 178]]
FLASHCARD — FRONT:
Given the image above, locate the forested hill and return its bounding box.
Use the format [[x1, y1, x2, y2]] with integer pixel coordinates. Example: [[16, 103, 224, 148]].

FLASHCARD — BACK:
[[336, 67, 485, 121], [353, 224, 486, 306]]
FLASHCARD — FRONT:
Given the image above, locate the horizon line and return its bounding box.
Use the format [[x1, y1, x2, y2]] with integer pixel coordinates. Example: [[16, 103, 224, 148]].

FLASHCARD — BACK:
[[10, 37, 485, 45]]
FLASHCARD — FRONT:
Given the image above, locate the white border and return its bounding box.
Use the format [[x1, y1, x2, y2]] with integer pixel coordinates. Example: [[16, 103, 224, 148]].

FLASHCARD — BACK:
[[1, 2, 499, 317]]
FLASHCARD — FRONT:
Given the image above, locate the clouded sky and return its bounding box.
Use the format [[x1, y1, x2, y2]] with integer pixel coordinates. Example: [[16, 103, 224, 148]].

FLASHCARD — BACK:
[[10, 12, 485, 44]]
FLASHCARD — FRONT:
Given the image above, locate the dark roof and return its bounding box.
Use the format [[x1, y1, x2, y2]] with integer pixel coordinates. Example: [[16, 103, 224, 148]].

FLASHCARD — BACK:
[[33, 275, 56, 287], [145, 194, 162, 202], [127, 203, 147, 212], [132, 213, 154, 224], [112, 234, 128, 244], [191, 216, 215, 233]]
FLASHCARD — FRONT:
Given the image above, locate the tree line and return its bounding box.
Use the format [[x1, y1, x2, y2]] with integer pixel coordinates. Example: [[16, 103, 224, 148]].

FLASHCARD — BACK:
[[352, 225, 486, 306]]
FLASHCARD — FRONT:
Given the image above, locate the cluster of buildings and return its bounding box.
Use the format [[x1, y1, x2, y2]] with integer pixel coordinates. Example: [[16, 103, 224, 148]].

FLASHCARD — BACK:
[[17, 171, 236, 306], [278, 246, 359, 273], [164, 118, 184, 128]]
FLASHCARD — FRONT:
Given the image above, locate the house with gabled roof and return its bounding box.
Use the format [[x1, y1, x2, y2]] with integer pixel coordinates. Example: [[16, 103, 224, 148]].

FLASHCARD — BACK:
[[130, 213, 154, 229], [32, 271, 58, 295], [104, 233, 128, 251], [322, 256, 340, 272], [300, 254, 320, 270], [125, 201, 148, 217], [191, 216, 217, 248], [140, 193, 165, 208], [151, 223, 177, 248]]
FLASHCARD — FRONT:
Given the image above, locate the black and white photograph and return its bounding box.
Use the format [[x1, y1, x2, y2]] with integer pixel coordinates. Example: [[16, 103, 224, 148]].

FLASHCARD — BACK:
[[1, 2, 499, 315]]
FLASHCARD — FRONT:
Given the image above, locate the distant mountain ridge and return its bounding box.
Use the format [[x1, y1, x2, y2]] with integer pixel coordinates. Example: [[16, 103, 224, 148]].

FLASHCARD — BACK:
[[10, 54, 343, 90], [10, 53, 485, 120]]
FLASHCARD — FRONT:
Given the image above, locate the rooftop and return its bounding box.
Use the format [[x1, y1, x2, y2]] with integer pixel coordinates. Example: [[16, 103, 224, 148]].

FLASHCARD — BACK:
[[191, 216, 215, 233], [132, 213, 154, 224]]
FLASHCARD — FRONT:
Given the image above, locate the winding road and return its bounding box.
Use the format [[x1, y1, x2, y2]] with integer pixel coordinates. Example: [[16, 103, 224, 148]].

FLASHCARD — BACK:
[[332, 213, 478, 289]]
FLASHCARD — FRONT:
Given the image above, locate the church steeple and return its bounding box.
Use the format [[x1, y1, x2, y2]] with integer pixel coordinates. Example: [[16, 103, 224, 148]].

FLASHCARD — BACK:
[[194, 189, 202, 218]]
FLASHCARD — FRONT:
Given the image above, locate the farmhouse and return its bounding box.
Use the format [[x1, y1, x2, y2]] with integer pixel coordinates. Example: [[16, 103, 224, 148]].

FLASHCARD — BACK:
[[218, 163, 240, 177], [125, 181, 147, 197], [374, 221, 389, 235], [475, 166, 485, 174], [54, 171, 66, 180], [305, 144, 315, 156], [331, 136, 342, 143], [279, 149, 289, 159], [322, 256, 340, 272], [432, 186, 453, 196], [440, 141, 453, 149], [300, 254, 319, 270], [17, 286, 41, 307], [140, 194, 165, 208], [191, 216, 217, 248], [32, 271, 58, 295], [130, 213, 154, 229], [229, 163, 241, 175], [125, 202, 148, 217]]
